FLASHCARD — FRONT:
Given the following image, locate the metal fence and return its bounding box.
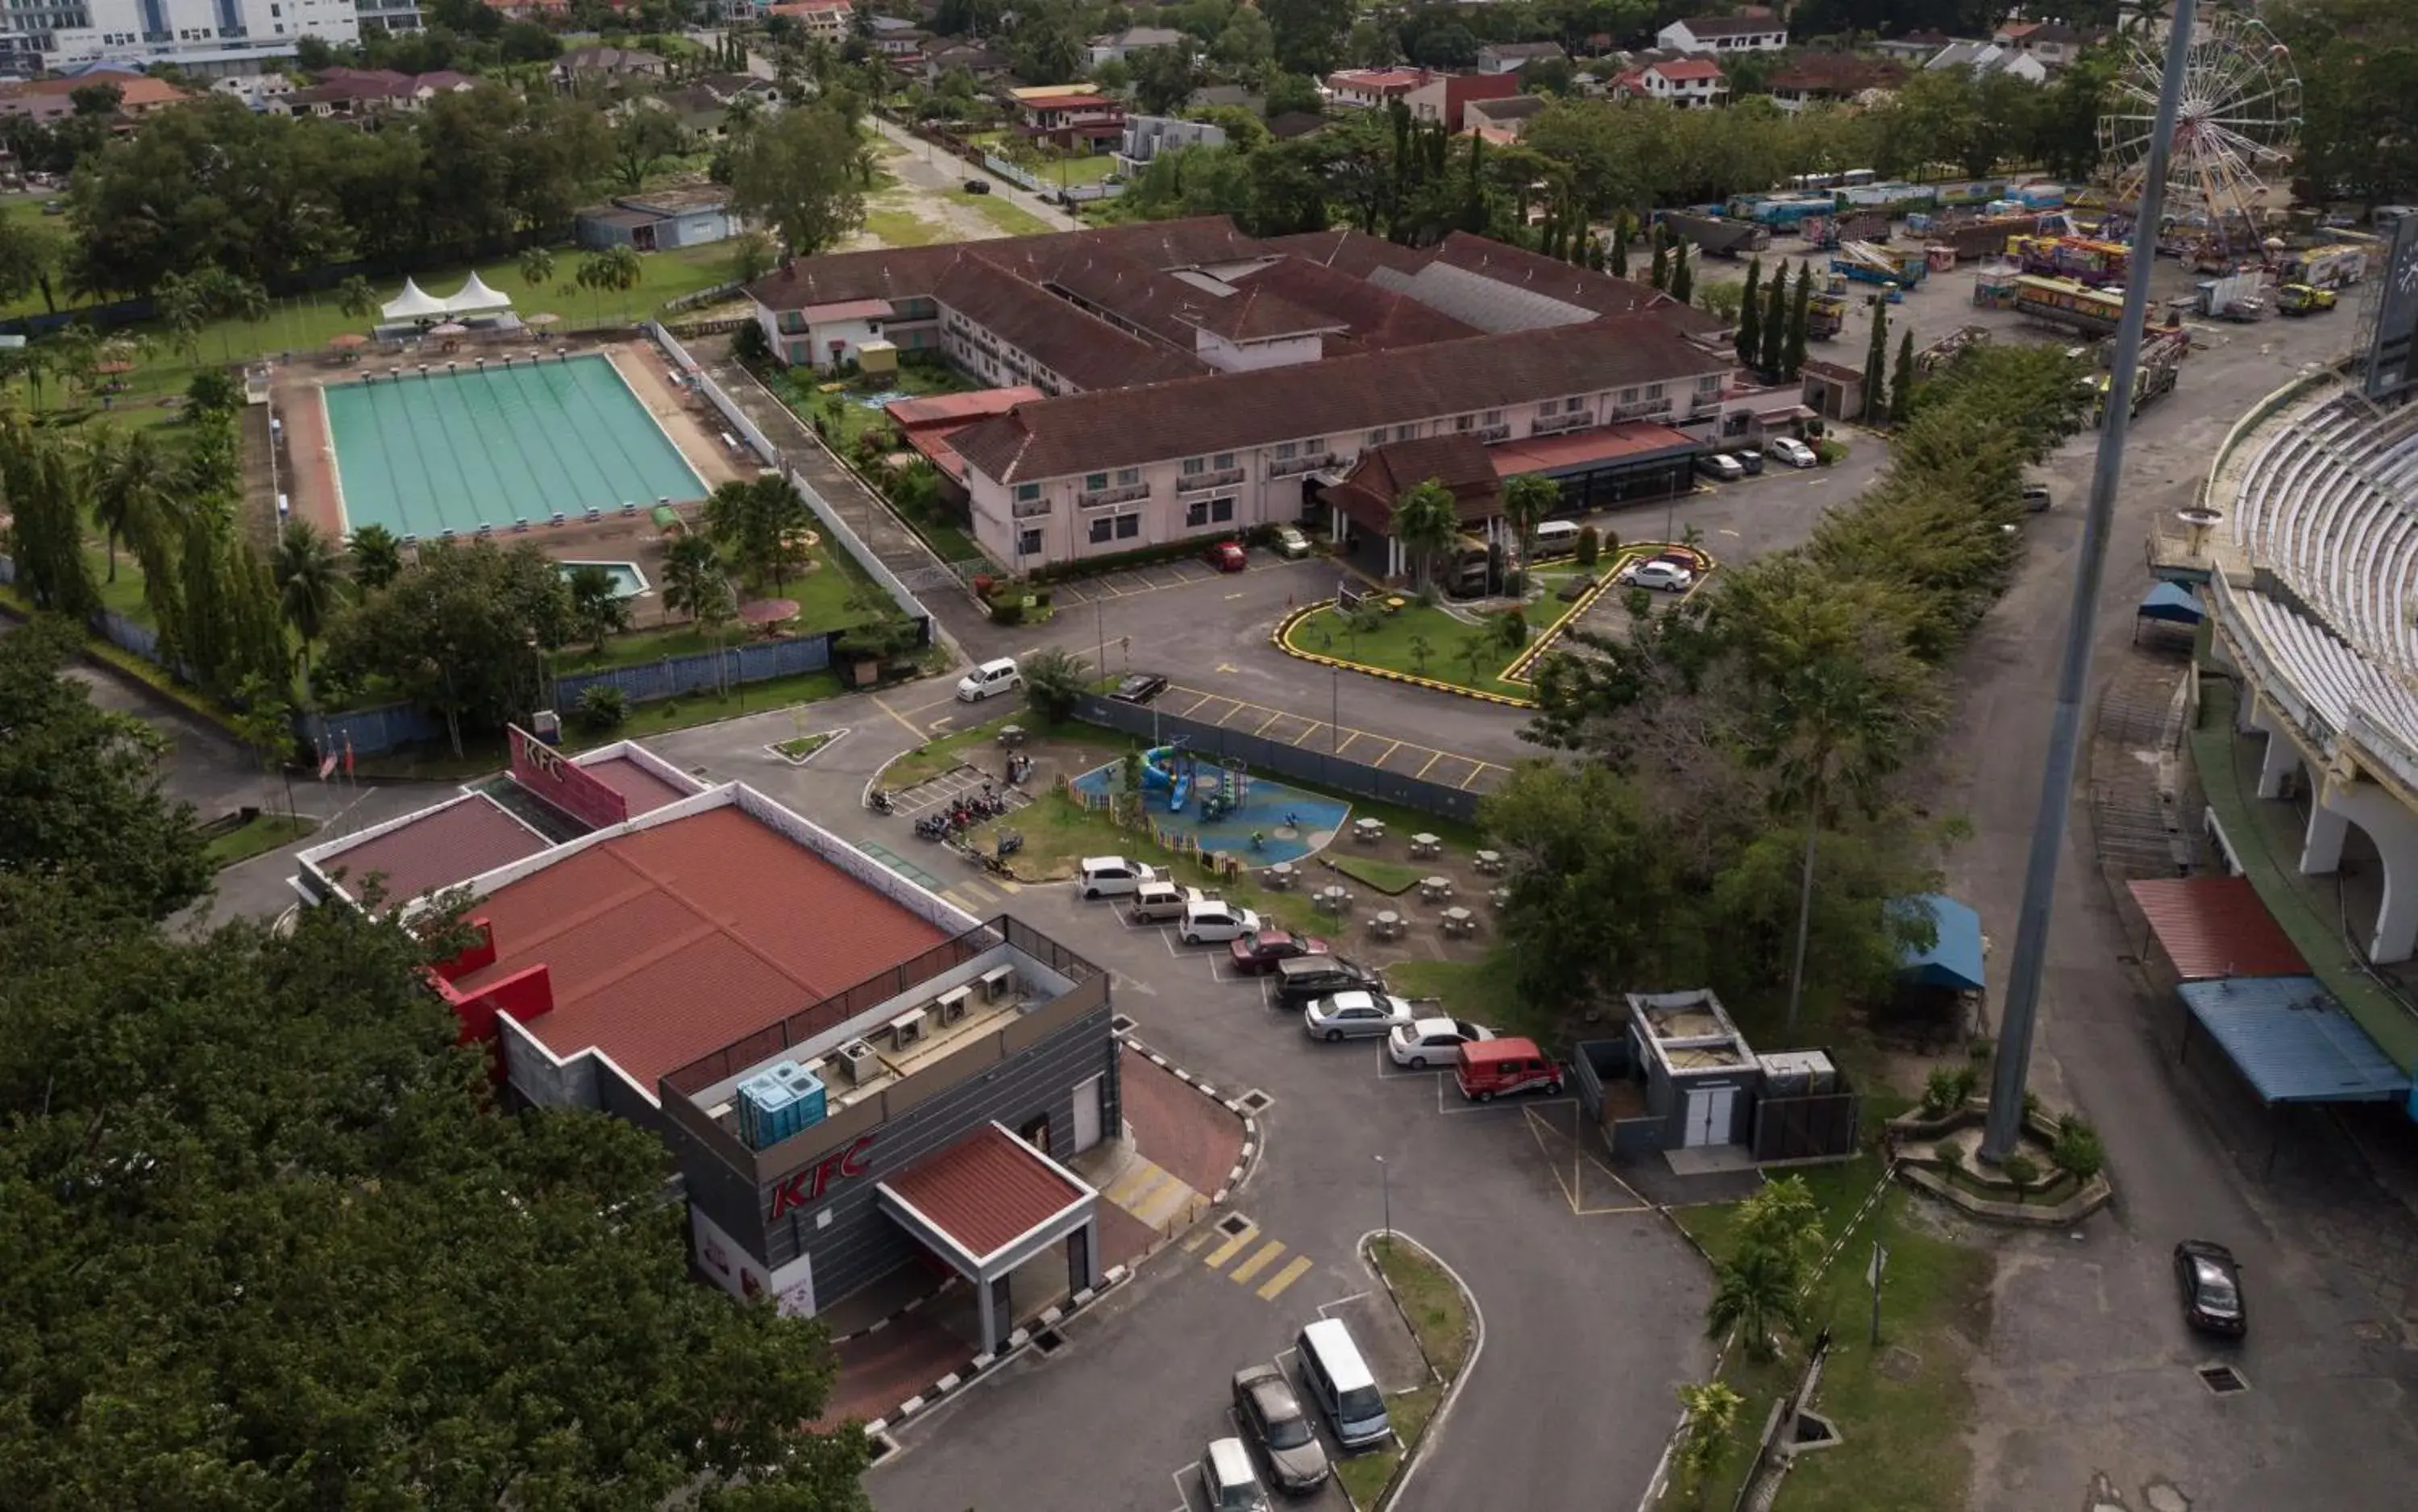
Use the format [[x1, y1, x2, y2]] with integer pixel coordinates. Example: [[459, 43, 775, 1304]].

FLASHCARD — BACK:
[[552, 633, 834, 709], [1750, 1088, 1865, 1163], [1073, 693, 1484, 824], [306, 702, 447, 759]]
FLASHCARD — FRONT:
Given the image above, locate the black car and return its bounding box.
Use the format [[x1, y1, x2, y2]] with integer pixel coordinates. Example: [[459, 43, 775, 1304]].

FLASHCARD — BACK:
[[1273, 957, 1383, 1006], [2174, 1240, 2246, 1335], [962, 178, 991, 194], [1111, 671, 1170, 704]]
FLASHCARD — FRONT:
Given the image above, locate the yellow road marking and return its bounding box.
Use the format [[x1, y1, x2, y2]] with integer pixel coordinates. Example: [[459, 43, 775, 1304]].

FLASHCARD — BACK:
[[1332, 730, 1361, 756], [1415, 750, 1444, 779], [1460, 763, 1495, 791], [1202, 1226, 1259, 1269], [869, 692, 927, 744], [1257, 1256, 1315, 1300], [1253, 711, 1285, 736], [1228, 1240, 1286, 1285], [1107, 1164, 1171, 1210], [1175, 692, 1212, 717], [1215, 663, 1240, 675], [1371, 740, 1400, 766]]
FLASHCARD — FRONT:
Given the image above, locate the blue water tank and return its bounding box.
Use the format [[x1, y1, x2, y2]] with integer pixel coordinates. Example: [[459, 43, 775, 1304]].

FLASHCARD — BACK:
[[738, 1075, 796, 1149]]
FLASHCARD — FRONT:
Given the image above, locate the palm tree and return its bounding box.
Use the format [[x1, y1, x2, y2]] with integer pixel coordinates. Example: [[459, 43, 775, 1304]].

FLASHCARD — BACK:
[[661, 532, 726, 622], [87, 426, 172, 581], [154, 270, 207, 365], [1388, 478, 1461, 594], [1705, 1243, 1802, 1363], [215, 272, 271, 362], [567, 563, 631, 654], [518, 245, 558, 292], [273, 518, 345, 700], [574, 245, 644, 326], [334, 275, 376, 322], [1500, 474, 1557, 592], [347, 522, 404, 591]]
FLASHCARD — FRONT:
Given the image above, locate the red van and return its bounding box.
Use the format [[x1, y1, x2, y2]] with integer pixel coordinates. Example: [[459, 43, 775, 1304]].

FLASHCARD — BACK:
[[1455, 1037, 1565, 1102]]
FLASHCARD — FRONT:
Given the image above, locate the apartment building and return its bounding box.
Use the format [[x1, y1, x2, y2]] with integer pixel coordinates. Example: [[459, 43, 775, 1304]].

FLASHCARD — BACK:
[[1657, 11, 1790, 54], [1324, 67, 1429, 110], [5, 0, 364, 74]]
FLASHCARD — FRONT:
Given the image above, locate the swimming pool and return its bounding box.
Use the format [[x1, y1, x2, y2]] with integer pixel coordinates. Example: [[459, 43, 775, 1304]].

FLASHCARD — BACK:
[[557, 560, 650, 599], [322, 355, 707, 541]]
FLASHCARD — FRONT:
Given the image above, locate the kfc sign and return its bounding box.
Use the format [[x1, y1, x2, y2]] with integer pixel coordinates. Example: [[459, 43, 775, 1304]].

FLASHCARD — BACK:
[[767, 1134, 875, 1219]]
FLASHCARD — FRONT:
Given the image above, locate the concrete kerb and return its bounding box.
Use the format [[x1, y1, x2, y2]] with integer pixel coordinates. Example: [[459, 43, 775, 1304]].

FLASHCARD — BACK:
[[877, 1263, 1134, 1431], [1352, 1229, 1486, 1512], [1116, 1027, 1266, 1207], [1272, 604, 1535, 709]]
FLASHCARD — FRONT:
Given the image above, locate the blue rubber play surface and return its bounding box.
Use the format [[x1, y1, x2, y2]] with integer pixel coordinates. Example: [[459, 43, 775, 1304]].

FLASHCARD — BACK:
[[1070, 753, 1348, 864]]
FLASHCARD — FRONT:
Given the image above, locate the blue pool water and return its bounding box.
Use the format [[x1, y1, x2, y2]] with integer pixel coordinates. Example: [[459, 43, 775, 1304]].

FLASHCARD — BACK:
[[557, 560, 650, 599], [1070, 761, 1350, 865]]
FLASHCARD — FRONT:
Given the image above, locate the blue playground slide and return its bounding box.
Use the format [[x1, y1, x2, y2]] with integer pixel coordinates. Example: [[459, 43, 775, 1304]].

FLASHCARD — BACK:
[[1140, 746, 1190, 812]]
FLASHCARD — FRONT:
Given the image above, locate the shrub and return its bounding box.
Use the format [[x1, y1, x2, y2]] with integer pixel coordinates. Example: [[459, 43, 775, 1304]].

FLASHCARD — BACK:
[[2051, 1115, 2105, 1182], [987, 592, 1024, 626], [575, 684, 626, 733], [1999, 1152, 2040, 1186], [731, 320, 771, 366], [1575, 525, 1600, 565], [185, 368, 241, 414], [1936, 1140, 1962, 1169], [1968, 1036, 1995, 1061], [1921, 1065, 1978, 1116]]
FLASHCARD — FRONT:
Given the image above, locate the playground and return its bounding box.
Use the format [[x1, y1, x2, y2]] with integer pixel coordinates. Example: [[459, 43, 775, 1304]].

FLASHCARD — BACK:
[[1067, 743, 1350, 865]]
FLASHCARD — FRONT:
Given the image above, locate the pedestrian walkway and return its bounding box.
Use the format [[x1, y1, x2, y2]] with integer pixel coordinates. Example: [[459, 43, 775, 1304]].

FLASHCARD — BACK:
[[1153, 681, 1515, 793], [1183, 1219, 1316, 1302]]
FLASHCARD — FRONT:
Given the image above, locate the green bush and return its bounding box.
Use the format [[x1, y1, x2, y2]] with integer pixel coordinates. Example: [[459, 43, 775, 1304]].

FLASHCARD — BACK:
[[1999, 1152, 2040, 1186], [2051, 1115, 2105, 1182], [1921, 1065, 1979, 1116], [575, 684, 627, 733], [1575, 525, 1600, 565], [1936, 1140, 1962, 1169]]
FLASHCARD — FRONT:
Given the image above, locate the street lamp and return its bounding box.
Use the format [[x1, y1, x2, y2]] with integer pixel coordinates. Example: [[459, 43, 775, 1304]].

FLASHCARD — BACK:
[[1375, 1155, 1390, 1241], [1330, 664, 1340, 757]]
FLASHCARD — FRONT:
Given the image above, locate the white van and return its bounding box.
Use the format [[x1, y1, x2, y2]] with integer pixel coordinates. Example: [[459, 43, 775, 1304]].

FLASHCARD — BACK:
[[955, 656, 1020, 702], [1530, 519, 1582, 559], [1296, 1318, 1391, 1451], [1077, 856, 1158, 899]]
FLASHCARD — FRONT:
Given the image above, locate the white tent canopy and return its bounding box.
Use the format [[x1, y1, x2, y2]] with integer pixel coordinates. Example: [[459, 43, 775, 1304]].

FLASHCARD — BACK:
[[380, 277, 448, 322], [442, 272, 513, 314]]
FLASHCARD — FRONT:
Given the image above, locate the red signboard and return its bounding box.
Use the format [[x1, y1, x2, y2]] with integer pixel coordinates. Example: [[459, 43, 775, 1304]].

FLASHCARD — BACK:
[[768, 1134, 876, 1219], [509, 725, 629, 832]]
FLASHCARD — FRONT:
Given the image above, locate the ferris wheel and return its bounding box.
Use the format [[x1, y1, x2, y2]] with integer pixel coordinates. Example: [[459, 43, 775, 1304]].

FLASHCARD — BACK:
[[2097, 4, 2301, 243]]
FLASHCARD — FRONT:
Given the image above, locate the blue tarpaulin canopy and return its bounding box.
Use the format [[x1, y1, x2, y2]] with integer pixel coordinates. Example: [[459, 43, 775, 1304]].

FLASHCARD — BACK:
[[1894, 894, 1985, 992], [2138, 582, 2205, 624], [2176, 977, 2412, 1104]]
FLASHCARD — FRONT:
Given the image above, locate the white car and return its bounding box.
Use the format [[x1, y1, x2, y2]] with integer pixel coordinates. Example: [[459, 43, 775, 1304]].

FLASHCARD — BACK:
[[955, 656, 1021, 701], [1077, 857, 1158, 899], [1767, 436, 1818, 469], [1303, 991, 1419, 1041], [1272, 523, 1311, 559], [1627, 560, 1694, 593], [1386, 1017, 1497, 1070], [1180, 899, 1262, 945]]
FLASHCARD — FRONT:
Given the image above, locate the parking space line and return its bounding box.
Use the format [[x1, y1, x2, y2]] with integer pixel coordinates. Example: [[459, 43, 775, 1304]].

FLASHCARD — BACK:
[[1332, 730, 1361, 757], [1257, 1256, 1315, 1300], [1369, 739, 1400, 767], [1228, 1240, 1286, 1286], [1414, 750, 1444, 779], [1172, 692, 1213, 717], [1524, 1105, 1652, 1216], [1253, 710, 1285, 736], [1459, 762, 1498, 791], [1202, 1226, 1260, 1269]]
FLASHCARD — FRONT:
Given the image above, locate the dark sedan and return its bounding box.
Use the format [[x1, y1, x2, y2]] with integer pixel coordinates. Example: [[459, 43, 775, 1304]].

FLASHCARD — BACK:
[[1111, 671, 1170, 704], [1228, 929, 1332, 974], [2174, 1240, 2246, 1335]]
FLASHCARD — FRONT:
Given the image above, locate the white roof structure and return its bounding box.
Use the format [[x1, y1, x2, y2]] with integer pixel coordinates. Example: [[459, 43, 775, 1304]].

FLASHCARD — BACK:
[[443, 272, 513, 314], [380, 278, 449, 322]]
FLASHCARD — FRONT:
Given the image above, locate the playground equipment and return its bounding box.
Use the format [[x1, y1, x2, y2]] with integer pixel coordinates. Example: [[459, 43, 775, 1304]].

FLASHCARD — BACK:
[[1140, 745, 1251, 819]]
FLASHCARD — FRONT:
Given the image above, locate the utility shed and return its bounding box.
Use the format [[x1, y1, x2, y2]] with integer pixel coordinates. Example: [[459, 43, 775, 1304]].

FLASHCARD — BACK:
[[1626, 989, 1757, 1149]]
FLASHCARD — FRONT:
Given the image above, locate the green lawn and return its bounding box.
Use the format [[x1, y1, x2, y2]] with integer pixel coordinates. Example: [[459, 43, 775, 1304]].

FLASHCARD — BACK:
[[861, 209, 949, 248], [1335, 1237, 1472, 1509], [1329, 854, 1428, 895], [553, 548, 883, 675], [772, 363, 978, 456], [206, 812, 320, 867], [1382, 953, 1564, 1048], [965, 193, 1056, 239], [1676, 1158, 1994, 1512], [1287, 602, 1533, 700]]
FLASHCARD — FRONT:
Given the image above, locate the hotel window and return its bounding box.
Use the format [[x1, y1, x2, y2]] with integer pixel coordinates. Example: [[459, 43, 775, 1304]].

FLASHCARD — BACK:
[[1016, 482, 1041, 503], [1697, 373, 1722, 393], [1181, 455, 1205, 476], [1644, 383, 1665, 400], [1084, 472, 1107, 491], [1211, 498, 1234, 523], [1018, 528, 1043, 556], [1367, 428, 1386, 447], [1116, 513, 1140, 539], [1482, 410, 1502, 426], [1393, 425, 1415, 442], [1213, 451, 1235, 470], [1089, 516, 1114, 544], [1454, 414, 1473, 431], [1274, 440, 1298, 459], [1618, 387, 1639, 405], [1116, 467, 1140, 485]]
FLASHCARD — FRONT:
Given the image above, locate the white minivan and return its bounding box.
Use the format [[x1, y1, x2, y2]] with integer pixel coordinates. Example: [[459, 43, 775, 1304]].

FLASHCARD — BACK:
[[956, 657, 1021, 702], [1296, 1318, 1391, 1451], [1530, 519, 1582, 559]]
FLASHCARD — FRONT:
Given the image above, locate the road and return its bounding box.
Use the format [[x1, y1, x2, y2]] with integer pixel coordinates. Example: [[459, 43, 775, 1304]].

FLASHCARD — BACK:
[[1931, 284, 2418, 1510]]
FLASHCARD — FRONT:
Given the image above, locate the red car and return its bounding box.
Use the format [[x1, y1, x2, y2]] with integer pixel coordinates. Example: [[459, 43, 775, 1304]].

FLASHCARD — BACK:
[[1228, 929, 1332, 974], [1205, 540, 1248, 572]]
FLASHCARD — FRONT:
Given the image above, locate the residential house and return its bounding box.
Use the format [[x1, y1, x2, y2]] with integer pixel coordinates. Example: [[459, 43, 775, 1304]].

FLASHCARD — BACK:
[[1265, 110, 1328, 140], [867, 15, 932, 66], [1657, 12, 1790, 55], [1464, 93, 1547, 143], [552, 46, 666, 87], [1766, 53, 1906, 112], [274, 66, 473, 118], [767, 0, 851, 40], [646, 85, 737, 138], [1635, 57, 1728, 109], [924, 43, 1011, 84], [212, 73, 296, 109], [1117, 114, 1228, 176], [696, 73, 786, 110], [1087, 25, 1183, 65], [746, 217, 1732, 573], [1476, 40, 1565, 76], [1014, 89, 1124, 152], [1926, 39, 2048, 84], [1992, 19, 2091, 64], [1874, 29, 1955, 59], [0, 70, 189, 118], [1324, 68, 1430, 110], [1402, 69, 1521, 131], [575, 185, 749, 251], [484, 0, 570, 18]]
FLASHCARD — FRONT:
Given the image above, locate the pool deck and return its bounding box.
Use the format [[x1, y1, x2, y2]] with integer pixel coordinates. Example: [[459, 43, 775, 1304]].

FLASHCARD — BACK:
[[269, 338, 750, 549]]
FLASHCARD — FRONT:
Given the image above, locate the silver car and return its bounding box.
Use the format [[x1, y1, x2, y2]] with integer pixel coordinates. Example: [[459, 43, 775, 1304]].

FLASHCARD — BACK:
[[1302, 990, 1418, 1042], [1232, 1364, 1332, 1493]]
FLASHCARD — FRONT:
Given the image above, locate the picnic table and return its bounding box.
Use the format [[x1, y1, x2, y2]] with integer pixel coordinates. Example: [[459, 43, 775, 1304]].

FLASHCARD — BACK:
[[1371, 910, 1404, 941], [1440, 906, 1476, 937], [1419, 875, 1452, 903], [1489, 887, 1512, 911], [1262, 861, 1299, 890], [1352, 817, 1386, 844], [1316, 885, 1352, 914], [1474, 849, 1505, 875], [998, 725, 1026, 748], [1410, 832, 1441, 859]]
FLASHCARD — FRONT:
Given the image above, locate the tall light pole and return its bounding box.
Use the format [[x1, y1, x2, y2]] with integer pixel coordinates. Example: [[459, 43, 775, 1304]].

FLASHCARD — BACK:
[[1095, 595, 1107, 690], [1982, 0, 2196, 1164], [1375, 1155, 1390, 1241], [1330, 665, 1340, 756]]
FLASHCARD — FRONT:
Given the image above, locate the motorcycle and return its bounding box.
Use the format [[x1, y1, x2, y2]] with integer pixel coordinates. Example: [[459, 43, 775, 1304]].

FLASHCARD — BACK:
[[868, 788, 894, 815]]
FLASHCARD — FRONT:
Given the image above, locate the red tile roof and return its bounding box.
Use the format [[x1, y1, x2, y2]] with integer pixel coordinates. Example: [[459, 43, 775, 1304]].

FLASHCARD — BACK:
[[930, 255, 1208, 389], [1649, 59, 1727, 82], [886, 386, 1045, 428], [1224, 256, 1478, 352], [314, 795, 549, 903], [884, 1124, 1088, 1261], [1328, 69, 1428, 92], [1489, 421, 1699, 476], [576, 754, 693, 818], [2125, 878, 2310, 981], [1323, 434, 1502, 534], [800, 297, 896, 322], [455, 805, 952, 1087]]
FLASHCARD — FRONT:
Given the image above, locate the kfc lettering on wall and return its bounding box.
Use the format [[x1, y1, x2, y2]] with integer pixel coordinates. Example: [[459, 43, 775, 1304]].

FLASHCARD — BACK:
[[767, 1134, 875, 1219]]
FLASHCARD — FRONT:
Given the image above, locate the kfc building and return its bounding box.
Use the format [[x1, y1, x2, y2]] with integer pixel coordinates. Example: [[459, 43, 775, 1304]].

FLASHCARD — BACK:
[[294, 732, 1118, 1348]]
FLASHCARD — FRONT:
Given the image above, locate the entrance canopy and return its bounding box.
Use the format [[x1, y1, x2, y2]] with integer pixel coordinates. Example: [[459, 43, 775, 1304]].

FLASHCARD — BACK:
[[2126, 877, 2307, 980], [2138, 582, 2205, 625], [879, 1122, 1095, 1280], [2177, 976, 2412, 1104], [1893, 894, 1985, 992], [444, 272, 513, 314], [380, 277, 448, 322]]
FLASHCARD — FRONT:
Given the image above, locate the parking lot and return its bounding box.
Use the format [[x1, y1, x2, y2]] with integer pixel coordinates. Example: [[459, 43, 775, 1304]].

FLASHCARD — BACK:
[[1045, 543, 1302, 607]]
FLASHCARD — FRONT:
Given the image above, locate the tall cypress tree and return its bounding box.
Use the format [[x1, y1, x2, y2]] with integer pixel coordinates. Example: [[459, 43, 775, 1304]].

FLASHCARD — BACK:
[[1650, 240, 1669, 290], [1759, 264, 1788, 376], [1891, 329, 1917, 424], [1610, 214, 1630, 278], [1862, 298, 1891, 422], [1736, 256, 1763, 368], [1784, 262, 1811, 379], [1669, 244, 1693, 305]]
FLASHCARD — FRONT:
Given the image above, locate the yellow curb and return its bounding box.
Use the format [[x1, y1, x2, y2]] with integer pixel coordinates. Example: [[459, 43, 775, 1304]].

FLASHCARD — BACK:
[[1271, 604, 1535, 708]]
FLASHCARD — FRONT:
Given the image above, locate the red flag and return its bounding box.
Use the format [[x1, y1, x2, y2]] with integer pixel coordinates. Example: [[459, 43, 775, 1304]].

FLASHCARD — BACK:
[[343, 734, 355, 778]]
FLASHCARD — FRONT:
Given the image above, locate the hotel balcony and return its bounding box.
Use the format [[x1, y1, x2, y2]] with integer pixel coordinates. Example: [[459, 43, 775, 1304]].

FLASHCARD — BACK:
[[1177, 466, 1247, 493], [1530, 411, 1597, 437], [1077, 482, 1152, 508]]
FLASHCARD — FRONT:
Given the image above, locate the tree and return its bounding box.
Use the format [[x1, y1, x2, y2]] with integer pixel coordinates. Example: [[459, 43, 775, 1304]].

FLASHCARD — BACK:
[[1501, 473, 1557, 595], [1608, 213, 1629, 279], [703, 473, 816, 590], [334, 274, 377, 322], [726, 228, 779, 286], [613, 104, 691, 189], [1673, 1381, 1746, 1503], [567, 563, 632, 654], [517, 243, 558, 291], [1482, 761, 1690, 1007], [1130, 42, 1204, 114], [0, 424, 96, 616], [1387, 478, 1461, 595], [229, 672, 297, 816], [0, 883, 870, 1506], [1265, 70, 1323, 118], [88, 426, 171, 583], [1706, 1240, 1804, 1363], [348, 522, 405, 591], [1757, 262, 1787, 376], [1861, 297, 1890, 424], [274, 518, 347, 700], [1784, 261, 1810, 380], [575, 243, 644, 322], [1648, 238, 1668, 291], [1264, 0, 1350, 75], [729, 104, 870, 258], [0, 212, 65, 314], [1891, 327, 1917, 426], [0, 617, 210, 919], [1668, 243, 1693, 305], [661, 532, 729, 623], [1020, 645, 1088, 722]]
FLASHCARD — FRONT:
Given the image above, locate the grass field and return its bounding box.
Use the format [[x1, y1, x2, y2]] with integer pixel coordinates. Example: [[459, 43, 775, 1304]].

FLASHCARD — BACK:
[[1334, 1237, 1471, 1508], [1286, 600, 1534, 700], [860, 209, 949, 247], [1381, 953, 1561, 1047], [965, 192, 1056, 238], [553, 544, 884, 675], [1328, 854, 1427, 895]]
